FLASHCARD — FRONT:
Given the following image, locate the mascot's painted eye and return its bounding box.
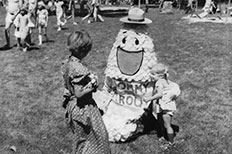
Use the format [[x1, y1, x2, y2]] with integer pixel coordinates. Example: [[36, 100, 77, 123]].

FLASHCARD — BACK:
[[122, 37, 126, 44], [135, 39, 139, 45]]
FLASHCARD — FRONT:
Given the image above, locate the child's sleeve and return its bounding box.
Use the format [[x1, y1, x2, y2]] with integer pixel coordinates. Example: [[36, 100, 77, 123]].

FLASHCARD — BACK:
[[69, 62, 90, 87], [155, 79, 164, 92]]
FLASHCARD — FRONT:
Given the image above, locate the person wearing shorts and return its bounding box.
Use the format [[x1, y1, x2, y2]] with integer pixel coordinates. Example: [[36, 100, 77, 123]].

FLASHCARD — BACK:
[[143, 63, 181, 148]]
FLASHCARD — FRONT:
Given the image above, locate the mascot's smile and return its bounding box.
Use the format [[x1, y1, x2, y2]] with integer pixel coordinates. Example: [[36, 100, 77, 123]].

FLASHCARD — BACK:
[[105, 29, 156, 81], [117, 47, 144, 76]]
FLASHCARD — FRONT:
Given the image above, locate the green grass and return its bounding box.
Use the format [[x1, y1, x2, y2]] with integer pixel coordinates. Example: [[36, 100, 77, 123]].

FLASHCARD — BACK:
[[0, 7, 232, 154]]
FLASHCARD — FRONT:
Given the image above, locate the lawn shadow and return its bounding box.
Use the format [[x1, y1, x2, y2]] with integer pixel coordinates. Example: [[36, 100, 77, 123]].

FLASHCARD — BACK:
[[0, 24, 5, 27], [62, 27, 69, 31], [0, 45, 13, 51], [139, 109, 180, 140], [43, 40, 55, 44], [115, 111, 159, 144], [28, 46, 40, 51]]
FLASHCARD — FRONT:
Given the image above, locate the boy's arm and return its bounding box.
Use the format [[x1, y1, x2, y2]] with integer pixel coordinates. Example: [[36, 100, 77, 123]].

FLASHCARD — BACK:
[[68, 0, 72, 10], [143, 83, 163, 102], [143, 89, 162, 102]]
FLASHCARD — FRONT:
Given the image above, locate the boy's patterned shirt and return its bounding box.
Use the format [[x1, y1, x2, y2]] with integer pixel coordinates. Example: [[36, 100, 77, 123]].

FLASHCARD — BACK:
[[61, 56, 91, 95]]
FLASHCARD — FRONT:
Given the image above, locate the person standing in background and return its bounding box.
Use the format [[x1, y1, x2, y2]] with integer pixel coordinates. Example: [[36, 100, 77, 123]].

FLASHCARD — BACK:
[[68, 0, 78, 25], [3, 0, 23, 49], [37, 1, 49, 45], [54, 0, 66, 31]]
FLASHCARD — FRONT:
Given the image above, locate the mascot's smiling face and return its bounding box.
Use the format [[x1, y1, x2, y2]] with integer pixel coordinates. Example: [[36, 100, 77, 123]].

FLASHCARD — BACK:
[[105, 29, 157, 82], [117, 31, 145, 75]]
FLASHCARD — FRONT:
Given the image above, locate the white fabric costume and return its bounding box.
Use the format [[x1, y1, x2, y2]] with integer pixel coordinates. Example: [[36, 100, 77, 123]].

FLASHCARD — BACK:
[[94, 29, 157, 142]]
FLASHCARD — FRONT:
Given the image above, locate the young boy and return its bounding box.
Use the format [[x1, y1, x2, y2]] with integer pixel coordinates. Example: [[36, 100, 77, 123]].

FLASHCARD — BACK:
[[37, 1, 49, 45], [143, 63, 181, 148]]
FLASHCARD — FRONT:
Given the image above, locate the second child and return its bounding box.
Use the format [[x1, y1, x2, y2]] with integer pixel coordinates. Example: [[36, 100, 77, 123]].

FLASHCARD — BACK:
[[143, 63, 181, 148]]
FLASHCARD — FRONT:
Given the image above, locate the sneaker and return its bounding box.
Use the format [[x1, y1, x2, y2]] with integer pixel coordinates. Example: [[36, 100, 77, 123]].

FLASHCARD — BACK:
[[87, 20, 91, 24], [73, 22, 78, 25], [57, 27, 61, 31], [23, 47, 27, 52]]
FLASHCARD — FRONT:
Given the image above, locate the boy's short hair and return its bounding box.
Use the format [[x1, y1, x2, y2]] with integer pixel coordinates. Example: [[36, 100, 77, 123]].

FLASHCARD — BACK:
[[67, 30, 92, 58], [150, 63, 168, 75]]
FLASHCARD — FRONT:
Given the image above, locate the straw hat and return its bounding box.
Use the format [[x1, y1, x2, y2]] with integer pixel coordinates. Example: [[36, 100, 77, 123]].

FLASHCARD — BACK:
[[120, 7, 152, 24]]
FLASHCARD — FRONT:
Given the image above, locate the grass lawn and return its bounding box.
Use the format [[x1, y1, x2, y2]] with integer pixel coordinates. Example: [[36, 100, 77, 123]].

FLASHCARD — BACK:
[[0, 6, 232, 154]]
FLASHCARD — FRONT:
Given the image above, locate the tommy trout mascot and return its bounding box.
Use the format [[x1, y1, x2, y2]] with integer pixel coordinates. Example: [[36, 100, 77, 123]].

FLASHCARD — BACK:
[[94, 7, 158, 142]]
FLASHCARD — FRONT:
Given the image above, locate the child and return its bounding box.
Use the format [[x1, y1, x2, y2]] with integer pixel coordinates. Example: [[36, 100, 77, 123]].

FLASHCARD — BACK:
[[14, 7, 33, 51], [37, 1, 49, 45], [61, 30, 111, 154], [54, 0, 66, 31], [143, 63, 181, 148], [68, 0, 78, 25]]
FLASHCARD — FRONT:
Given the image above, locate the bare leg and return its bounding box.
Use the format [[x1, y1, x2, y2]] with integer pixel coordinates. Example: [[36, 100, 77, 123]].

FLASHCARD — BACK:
[[72, 4, 77, 25], [5, 28, 11, 48], [16, 37, 21, 48], [97, 14, 104, 22], [82, 14, 91, 21], [27, 29, 32, 45], [162, 113, 174, 143], [93, 6, 97, 22], [38, 26, 43, 45], [44, 27, 49, 42]]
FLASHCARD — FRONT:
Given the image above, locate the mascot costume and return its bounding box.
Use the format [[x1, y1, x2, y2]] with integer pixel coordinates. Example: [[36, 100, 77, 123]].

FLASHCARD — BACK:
[[94, 7, 158, 142]]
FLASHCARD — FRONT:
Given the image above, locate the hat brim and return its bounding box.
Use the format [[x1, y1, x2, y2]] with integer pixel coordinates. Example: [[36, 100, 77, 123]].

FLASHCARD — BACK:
[[120, 16, 152, 24]]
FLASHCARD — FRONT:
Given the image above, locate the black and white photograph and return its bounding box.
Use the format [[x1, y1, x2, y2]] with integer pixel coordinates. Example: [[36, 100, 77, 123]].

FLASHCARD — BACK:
[[0, 0, 231, 153]]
